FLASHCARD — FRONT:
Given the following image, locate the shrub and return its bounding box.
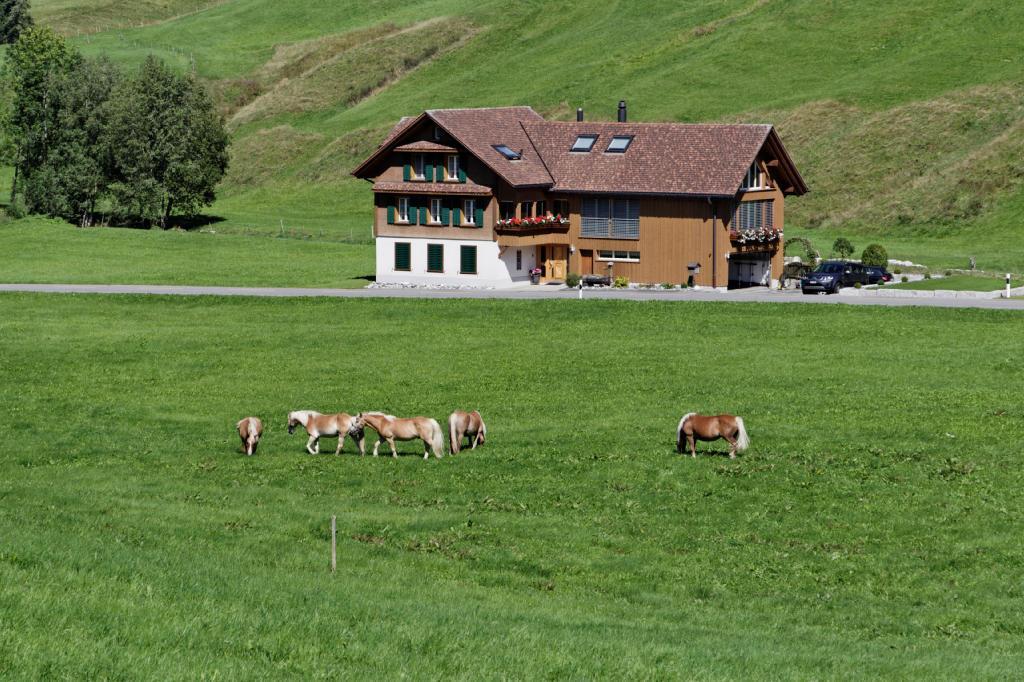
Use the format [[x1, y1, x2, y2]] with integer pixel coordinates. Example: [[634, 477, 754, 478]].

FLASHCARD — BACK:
[[944, 270, 952, 277], [861, 243, 888, 267], [661, 282, 674, 290], [565, 272, 581, 288], [679, 281, 688, 289], [924, 272, 932, 280], [854, 282, 862, 289], [894, 267, 902, 275], [832, 237, 854, 260], [901, 275, 909, 283], [613, 276, 629, 288]]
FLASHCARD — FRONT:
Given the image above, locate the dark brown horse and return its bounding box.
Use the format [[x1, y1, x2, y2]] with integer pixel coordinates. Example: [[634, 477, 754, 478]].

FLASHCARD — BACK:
[[676, 412, 749, 459]]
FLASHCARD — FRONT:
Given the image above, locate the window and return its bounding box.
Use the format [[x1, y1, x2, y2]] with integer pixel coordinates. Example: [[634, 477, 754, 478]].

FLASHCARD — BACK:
[[571, 135, 598, 152], [460, 245, 477, 274], [433, 126, 442, 141], [397, 197, 410, 223], [427, 243, 444, 273], [536, 201, 546, 218], [732, 200, 774, 231], [740, 163, 767, 190], [413, 154, 425, 180], [597, 250, 640, 262], [430, 198, 443, 224], [394, 242, 411, 271], [553, 199, 569, 218], [581, 196, 639, 239], [493, 144, 521, 160], [605, 136, 633, 153], [447, 155, 460, 181], [500, 201, 516, 220], [463, 199, 475, 225], [520, 202, 533, 219], [516, 249, 522, 270]]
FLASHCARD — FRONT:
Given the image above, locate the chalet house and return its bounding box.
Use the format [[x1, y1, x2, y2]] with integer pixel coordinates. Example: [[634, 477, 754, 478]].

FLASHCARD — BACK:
[[352, 102, 807, 288]]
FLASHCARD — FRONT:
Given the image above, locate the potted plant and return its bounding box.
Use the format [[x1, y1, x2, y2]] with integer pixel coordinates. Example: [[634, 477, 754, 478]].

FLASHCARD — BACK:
[[529, 267, 542, 284]]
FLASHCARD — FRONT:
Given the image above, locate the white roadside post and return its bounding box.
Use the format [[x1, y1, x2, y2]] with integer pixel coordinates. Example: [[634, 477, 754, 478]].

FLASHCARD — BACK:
[[1006, 273, 1012, 299], [578, 279, 583, 300]]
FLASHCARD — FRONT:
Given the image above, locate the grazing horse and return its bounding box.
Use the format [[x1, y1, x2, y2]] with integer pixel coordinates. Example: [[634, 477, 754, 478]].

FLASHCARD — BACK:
[[287, 410, 365, 456], [676, 412, 749, 459], [448, 410, 486, 455], [236, 417, 263, 456], [352, 412, 444, 459]]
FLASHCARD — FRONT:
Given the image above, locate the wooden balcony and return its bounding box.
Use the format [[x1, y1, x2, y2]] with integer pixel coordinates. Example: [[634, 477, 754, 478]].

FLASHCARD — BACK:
[[493, 219, 570, 236]]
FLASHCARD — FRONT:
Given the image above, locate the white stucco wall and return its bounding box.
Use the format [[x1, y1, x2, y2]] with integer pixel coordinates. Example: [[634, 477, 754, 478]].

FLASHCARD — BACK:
[[376, 237, 537, 287]]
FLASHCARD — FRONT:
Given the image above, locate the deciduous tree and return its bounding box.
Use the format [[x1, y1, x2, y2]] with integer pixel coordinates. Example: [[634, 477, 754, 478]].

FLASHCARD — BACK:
[[0, 0, 33, 45]]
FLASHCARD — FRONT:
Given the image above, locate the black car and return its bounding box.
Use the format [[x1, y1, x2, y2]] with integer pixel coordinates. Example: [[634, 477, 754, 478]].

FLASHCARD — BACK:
[[801, 260, 871, 294], [865, 265, 893, 284]]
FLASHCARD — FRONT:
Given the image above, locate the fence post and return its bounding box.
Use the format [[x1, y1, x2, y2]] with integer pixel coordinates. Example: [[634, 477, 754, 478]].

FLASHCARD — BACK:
[[330, 515, 337, 573]]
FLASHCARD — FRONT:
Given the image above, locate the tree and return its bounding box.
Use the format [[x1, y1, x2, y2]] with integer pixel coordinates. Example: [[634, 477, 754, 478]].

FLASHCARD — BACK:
[[106, 56, 229, 227], [832, 237, 854, 260], [0, 0, 33, 45], [861, 243, 888, 267], [3, 26, 78, 211]]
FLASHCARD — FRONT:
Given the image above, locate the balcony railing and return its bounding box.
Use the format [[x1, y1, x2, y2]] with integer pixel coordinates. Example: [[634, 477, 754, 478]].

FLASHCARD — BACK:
[[729, 227, 782, 244], [493, 216, 570, 234]]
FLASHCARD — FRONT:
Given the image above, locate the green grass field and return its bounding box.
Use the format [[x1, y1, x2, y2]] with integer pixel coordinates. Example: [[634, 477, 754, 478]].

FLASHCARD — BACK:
[[0, 219, 373, 288], [2, 293, 1022, 678], [890, 274, 1022, 291]]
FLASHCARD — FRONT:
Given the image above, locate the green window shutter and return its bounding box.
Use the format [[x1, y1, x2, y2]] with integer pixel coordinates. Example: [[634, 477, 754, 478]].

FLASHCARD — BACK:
[[460, 245, 477, 274], [427, 244, 444, 272], [475, 207, 484, 227], [437, 164, 444, 181], [394, 242, 410, 271], [420, 206, 429, 225], [403, 163, 411, 181], [387, 205, 395, 224], [458, 166, 467, 183], [441, 206, 451, 225], [424, 164, 434, 182], [452, 206, 461, 226]]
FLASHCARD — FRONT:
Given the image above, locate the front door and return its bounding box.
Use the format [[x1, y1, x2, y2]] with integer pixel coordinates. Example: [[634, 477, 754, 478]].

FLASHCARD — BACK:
[[544, 245, 567, 281], [579, 249, 594, 275]]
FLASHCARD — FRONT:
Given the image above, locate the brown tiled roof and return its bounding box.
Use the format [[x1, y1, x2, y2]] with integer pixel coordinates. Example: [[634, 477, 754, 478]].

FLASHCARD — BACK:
[[394, 140, 458, 153], [379, 116, 418, 148], [523, 122, 772, 197], [372, 180, 492, 196], [427, 107, 553, 187]]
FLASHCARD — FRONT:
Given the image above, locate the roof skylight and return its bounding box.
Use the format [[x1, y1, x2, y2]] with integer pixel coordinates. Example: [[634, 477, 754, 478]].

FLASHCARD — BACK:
[[571, 135, 599, 152], [605, 135, 633, 153], [493, 144, 522, 160]]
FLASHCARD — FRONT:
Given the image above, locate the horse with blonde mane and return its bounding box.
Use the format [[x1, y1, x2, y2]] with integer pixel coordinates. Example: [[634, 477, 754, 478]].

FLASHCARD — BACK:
[[287, 410, 365, 456], [351, 412, 444, 459], [236, 416, 263, 456], [448, 410, 486, 455], [676, 412, 749, 459]]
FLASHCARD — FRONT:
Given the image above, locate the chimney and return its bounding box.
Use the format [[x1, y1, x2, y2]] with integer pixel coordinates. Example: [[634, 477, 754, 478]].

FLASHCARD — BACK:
[[617, 100, 627, 123], [576, 107, 584, 122]]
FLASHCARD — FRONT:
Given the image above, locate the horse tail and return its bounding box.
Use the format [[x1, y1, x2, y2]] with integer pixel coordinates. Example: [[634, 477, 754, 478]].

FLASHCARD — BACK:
[[735, 417, 750, 452], [677, 412, 696, 453], [448, 413, 459, 455], [429, 419, 444, 458]]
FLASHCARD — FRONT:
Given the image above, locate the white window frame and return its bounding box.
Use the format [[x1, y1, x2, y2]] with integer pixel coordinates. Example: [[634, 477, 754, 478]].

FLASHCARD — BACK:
[[597, 250, 640, 263], [430, 198, 443, 224], [463, 199, 475, 226], [397, 197, 410, 223], [741, 163, 767, 191], [447, 155, 460, 182], [413, 154, 425, 180]]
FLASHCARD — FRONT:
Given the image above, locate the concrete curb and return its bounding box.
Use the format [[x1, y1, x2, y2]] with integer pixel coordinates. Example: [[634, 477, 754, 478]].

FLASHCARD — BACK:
[[840, 285, 1024, 299]]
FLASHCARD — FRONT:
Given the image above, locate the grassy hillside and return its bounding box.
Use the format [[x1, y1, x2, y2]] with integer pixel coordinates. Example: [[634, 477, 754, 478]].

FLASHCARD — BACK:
[[2, 293, 1023, 677], [25, 0, 1024, 271]]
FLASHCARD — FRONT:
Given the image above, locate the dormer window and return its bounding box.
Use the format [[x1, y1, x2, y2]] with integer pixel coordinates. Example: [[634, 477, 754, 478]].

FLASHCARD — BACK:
[[571, 135, 598, 152], [493, 145, 521, 160], [741, 162, 768, 190], [605, 135, 633, 153]]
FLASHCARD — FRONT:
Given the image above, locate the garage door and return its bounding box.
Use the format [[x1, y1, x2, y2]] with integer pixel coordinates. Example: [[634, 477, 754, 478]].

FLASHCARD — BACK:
[[728, 253, 771, 289]]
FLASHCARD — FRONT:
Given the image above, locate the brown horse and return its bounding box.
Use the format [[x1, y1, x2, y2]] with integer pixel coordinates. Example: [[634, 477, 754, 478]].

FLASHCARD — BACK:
[[287, 410, 365, 456], [448, 410, 486, 454], [236, 416, 263, 456], [352, 412, 444, 459], [676, 412, 749, 459]]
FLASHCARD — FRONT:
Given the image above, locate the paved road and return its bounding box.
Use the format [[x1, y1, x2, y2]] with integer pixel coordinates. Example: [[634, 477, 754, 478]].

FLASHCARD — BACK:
[[2, 282, 1023, 309]]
